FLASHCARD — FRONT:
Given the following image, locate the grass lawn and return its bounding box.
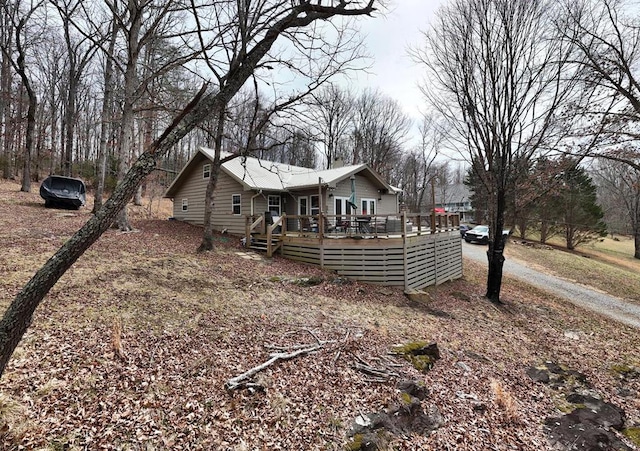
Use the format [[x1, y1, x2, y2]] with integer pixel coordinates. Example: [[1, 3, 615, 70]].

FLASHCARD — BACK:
[[505, 234, 640, 304]]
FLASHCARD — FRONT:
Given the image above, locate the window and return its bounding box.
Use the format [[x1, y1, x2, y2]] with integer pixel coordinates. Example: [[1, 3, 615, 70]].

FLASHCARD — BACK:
[[232, 194, 241, 215], [182, 199, 188, 211], [335, 197, 350, 218], [310, 195, 320, 216], [203, 163, 211, 179], [268, 195, 281, 216], [361, 199, 376, 215], [299, 197, 308, 215]]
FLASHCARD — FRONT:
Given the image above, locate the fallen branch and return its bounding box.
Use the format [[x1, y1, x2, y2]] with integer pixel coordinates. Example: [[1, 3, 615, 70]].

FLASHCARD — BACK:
[[352, 354, 400, 381], [225, 344, 322, 391], [333, 329, 351, 365], [265, 340, 335, 352]]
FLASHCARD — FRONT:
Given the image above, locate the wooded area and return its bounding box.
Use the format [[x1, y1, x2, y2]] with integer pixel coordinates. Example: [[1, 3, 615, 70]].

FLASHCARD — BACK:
[[2, 1, 636, 258]]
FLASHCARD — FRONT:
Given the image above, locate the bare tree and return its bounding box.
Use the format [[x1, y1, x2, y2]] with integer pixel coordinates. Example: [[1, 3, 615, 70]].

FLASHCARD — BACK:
[[558, 0, 640, 153], [93, 12, 118, 213], [192, 0, 371, 251], [415, 0, 578, 302], [349, 89, 410, 179], [311, 84, 354, 168], [394, 115, 440, 212], [32, 37, 66, 177], [91, 0, 200, 230], [0, 3, 16, 180], [556, 0, 640, 257], [0, 0, 46, 192], [0, 0, 379, 377], [51, 0, 101, 177], [594, 154, 640, 257]]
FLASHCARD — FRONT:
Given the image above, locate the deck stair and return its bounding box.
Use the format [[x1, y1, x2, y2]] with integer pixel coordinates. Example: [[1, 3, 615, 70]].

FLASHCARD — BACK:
[[249, 234, 282, 256]]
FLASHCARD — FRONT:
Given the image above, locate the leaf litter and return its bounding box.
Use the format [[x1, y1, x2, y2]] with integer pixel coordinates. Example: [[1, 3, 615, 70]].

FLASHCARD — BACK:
[[0, 179, 638, 450]]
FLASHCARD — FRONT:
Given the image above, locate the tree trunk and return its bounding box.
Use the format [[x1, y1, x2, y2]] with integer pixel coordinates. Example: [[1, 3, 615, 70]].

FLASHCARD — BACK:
[[134, 185, 143, 206], [93, 17, 117, 213], [10, 9, 39, 192], [62, 76, 77, 177], [19, 76, 36, 193], [1, 12, 13, 180], [198, 107, 225, 252], [198, 163, 221, 252], [540, 220, 548, 244], [485, 188, 507, 303], [517, 215, 526, 239], [566, 225, 574, 250], [485, 242, 506, 302], [634, 206, 640, 259], [114, 2, 142, 231], [48, 75, 57, 177]]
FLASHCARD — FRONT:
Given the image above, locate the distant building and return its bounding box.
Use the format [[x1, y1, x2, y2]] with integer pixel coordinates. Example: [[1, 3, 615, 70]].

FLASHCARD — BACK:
[[434, 183, 473, 222]]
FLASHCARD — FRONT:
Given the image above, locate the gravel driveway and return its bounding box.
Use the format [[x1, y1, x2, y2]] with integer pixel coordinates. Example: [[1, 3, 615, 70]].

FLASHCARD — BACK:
[[462, 241, 640, 329]]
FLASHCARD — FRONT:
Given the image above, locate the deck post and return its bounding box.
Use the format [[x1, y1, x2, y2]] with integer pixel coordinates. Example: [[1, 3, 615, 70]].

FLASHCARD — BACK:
[[319, 214, 324, 268], [434, 233, 438, 286], [266, 219, 273, 257], [402, 211, 408, 290], [245, 216, 251, 248]]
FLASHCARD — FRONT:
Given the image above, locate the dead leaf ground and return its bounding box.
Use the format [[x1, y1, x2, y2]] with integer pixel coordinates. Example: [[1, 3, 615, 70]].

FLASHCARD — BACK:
[[0, 179, 638, 450]]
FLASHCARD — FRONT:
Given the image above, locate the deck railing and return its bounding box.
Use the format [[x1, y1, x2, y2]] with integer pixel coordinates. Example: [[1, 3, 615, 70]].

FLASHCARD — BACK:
[[245, 212, 460, 252], [244, 212, 463, 290]]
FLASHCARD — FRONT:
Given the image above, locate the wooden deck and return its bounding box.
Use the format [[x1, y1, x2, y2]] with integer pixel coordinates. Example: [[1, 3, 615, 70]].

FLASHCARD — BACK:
[[245, 213, 463, 291]]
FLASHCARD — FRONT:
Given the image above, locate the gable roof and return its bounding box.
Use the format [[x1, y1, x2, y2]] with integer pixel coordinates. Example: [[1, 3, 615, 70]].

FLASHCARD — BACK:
[[434, 183, 471, 204], [164, 147, 395, 197]]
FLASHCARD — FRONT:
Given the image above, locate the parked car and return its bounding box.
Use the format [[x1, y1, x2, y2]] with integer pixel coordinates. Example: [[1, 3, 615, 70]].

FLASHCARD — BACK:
[[459, 224, 471, 238], [464, 225, 510, 244]]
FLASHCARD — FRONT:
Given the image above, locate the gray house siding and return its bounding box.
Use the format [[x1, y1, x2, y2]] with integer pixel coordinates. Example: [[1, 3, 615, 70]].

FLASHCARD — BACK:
[[327, 176, 397, 216], [210, 171, 252, 234], [170, 156, 208, 223], [170, 161, 256, 235]]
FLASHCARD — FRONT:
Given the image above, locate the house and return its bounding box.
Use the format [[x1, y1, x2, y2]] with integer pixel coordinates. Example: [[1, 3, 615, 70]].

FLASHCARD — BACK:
[[434, 183, 473, 223], [164, 147, 463, 291], [163, 147, 401, 234]]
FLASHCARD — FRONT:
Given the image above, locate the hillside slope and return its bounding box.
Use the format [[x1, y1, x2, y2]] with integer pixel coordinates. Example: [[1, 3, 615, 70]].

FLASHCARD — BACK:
[[0, 180, 638, 450]]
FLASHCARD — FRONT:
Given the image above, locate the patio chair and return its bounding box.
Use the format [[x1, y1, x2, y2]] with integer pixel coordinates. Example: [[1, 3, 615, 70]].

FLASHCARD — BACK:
[[336, 219, 351, 232], [300, 216, 311, 232]]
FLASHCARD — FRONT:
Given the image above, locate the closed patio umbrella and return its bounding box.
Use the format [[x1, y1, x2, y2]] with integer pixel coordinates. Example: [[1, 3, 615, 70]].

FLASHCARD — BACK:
[[348, 175, 357, 213]]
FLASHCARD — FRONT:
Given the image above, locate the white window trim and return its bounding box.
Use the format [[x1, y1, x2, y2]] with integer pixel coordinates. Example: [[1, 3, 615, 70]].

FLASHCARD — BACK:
[[310, 194, 320, 217], [268, 195, 281, 215], [334, 196, 350, 218], [203, 163, 211, 179], [182, 199, 188, 211], [361, 198, 376, 216], [232, 194, 241, 215], [298, 196, 308, 215]]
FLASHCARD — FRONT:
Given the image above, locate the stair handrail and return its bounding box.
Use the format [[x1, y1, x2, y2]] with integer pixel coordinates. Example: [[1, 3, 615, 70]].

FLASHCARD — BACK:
[[245, 215, 264, 248], [267, 214, 285, 257]]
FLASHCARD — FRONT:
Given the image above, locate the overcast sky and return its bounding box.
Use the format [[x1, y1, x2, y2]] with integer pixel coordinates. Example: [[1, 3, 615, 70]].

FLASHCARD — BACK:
[[349, 0, 447, 148]]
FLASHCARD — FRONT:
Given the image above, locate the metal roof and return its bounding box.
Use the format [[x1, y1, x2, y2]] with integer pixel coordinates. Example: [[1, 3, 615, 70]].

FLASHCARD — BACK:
[[164, 147, 393, 197]]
